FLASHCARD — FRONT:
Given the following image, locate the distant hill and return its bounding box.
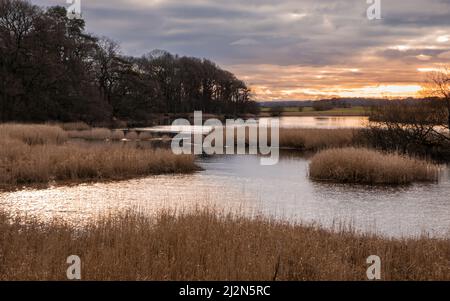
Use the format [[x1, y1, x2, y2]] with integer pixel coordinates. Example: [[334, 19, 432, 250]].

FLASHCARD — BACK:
[[258, 97, 432, 108]]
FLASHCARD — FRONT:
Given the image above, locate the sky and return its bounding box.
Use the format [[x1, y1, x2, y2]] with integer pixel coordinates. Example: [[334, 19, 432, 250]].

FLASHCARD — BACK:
[[34, 0, 450, 101]]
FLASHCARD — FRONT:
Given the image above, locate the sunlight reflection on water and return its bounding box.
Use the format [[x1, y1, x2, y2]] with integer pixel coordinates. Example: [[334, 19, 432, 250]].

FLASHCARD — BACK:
[[1, 117, 448, 238], [1, 153, 449, 239]]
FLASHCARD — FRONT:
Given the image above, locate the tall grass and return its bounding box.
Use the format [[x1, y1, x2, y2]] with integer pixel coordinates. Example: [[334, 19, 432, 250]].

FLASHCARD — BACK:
[[279, 128, 356, 150], [67, 129, 153, 141], [111, 129, 125, 140], [0, 208, 448, 281], [67, 128, 113, 140], [0, 123, 68, 145], [0, 139, 197, 189], [223, 127, 357, 151], [125, 131, 139, 140], [59, 122, 91, 131], [0, 123, 198, 189], [138, 131, 154, 140], [309, 147, 440, 185]]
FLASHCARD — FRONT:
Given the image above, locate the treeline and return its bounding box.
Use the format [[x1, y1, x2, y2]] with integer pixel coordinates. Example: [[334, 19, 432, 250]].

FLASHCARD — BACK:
[[0, 0, 258, 124]]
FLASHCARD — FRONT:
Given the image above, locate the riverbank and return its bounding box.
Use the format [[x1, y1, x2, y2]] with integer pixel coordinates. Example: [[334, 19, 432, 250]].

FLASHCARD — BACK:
[[0, 208, 448, 281]]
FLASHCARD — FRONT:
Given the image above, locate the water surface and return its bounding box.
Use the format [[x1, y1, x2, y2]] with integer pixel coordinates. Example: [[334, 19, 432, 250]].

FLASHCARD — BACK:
[[136, 116, 370, 134], [1, 116, 448, 238], [1, 153, 448, 238]]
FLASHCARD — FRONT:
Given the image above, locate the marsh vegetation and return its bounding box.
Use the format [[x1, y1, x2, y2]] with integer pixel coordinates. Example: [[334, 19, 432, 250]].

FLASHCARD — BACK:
[[279, 128, 357, 150], [0, 124, 197, 190], [309, 147, 440, 185], [0, 208, 448, 281]]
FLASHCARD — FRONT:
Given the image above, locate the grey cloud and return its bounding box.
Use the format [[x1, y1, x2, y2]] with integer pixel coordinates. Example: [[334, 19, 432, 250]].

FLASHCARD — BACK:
[[32, 0, 450, 66]]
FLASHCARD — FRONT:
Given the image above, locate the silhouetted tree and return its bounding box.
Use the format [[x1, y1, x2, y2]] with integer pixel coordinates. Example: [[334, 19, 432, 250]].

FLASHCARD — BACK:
[[426, 67, 450, 132], [0, 0, 258, 124]]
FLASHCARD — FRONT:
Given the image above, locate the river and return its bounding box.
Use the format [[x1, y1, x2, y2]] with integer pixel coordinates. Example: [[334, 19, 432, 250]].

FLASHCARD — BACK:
[[0, 116, 449, 238]]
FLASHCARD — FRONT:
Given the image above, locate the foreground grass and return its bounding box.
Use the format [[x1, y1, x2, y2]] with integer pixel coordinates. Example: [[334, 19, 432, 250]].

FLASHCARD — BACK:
[[0, 209, 448, 281], [0, 124, 198, 190], [309, 147, 440, 185]]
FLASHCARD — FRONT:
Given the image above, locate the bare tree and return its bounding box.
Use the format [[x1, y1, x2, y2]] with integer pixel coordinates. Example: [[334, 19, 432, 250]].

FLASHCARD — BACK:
[[93, 37, 122, 105], [425, 66, 450, 132], [366, 66, 450, 159]]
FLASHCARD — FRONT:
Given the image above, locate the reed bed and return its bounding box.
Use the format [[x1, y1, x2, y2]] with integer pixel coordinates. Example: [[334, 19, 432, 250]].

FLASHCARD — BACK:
[[0, 123, 198, 189], [67, 129, 153, 141], [279, 128, 357, 150], [309, 147, 440, 185], [110, 129, 125, 140], [125, 131, 139, 140], [223, 127, 357, 150], [0, 139, 197, 189], [67, 128, 113, 141], [0, 208, 448, 281], [138, 131, 154, 140], [59, 122, 91, 131], [0, 123, 68, 145]]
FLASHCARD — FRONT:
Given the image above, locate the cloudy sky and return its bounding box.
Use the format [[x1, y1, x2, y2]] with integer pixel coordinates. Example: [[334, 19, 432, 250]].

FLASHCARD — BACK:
[[35, 0, 450, 100]]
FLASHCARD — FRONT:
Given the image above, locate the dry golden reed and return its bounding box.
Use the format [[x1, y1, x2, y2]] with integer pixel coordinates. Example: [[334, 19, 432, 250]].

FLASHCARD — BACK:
[[67, 129, 153, 141], [0, 140, 197, 188], [0, 123, 198, 189], [224, 127, 356, 150], [138, 131, 154, 140], [59, 122, 91, 131], [0, 123, 68, 145], [67, 128, 113, 140], [279, 128, 356, 150], [125, 131, 139, 140], [0, 209, 448, 281], [309, 147, 440, 184]]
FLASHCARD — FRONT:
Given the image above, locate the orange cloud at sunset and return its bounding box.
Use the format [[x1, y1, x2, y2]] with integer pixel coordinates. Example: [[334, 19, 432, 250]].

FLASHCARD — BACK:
[[229, 63, 428, 100], [228, 32, 450, 101]]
